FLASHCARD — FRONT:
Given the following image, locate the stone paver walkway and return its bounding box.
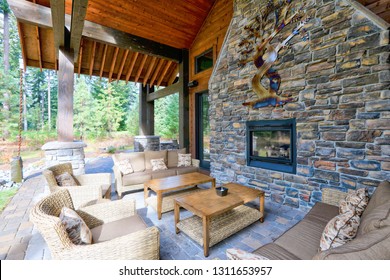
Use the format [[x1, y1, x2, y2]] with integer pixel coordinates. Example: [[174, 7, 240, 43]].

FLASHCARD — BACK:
[[0, 157, 309, 260]]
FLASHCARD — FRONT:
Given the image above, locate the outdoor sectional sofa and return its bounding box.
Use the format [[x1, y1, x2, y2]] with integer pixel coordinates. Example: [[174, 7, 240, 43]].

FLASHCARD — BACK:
[[112, 149, 200, 197], [240, 181, 390, 260]]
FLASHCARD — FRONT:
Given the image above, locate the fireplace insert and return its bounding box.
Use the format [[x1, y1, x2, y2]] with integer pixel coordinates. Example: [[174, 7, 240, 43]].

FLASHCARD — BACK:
[[246, 119, 296, 174]]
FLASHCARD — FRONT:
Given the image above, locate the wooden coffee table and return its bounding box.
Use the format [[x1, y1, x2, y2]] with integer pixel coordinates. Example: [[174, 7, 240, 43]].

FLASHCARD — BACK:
[[144, 172, 216, 219], [174, 183, 265, 257]]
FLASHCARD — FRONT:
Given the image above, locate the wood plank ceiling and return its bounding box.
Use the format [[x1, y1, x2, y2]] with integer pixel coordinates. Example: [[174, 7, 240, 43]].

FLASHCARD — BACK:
[[358, 0, 390, 23], [16, 0, 217, 86]]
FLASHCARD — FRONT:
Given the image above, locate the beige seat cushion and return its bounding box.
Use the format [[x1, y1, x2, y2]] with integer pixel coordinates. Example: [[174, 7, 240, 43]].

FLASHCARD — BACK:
[[305, 202, 339, 224], [167, 148, 186, 168], [91, 215, 148, 243], [145, 150, 167, 170], [253, 243, 300, 260], [119, 152, 145, 172], [151, 169, 177, 179], [122, 171, 152, 186], [174, 166, 199, 175]]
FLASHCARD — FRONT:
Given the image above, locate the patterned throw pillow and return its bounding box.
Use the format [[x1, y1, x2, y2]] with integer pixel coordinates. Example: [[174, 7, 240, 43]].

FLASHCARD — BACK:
[[339, 188, 369, 216], [150, 158, 168, 171], [319, 211, 361, 251], [177, 153, 192, 167], [55, 172, 79, 187], [59, 207, 92, 245], [226, 248, 269, 260], [118, 159, 134, 175]]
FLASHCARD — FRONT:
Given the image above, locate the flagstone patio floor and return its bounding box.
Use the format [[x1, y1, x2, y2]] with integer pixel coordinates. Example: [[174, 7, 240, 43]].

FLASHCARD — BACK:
[[0, 157, 309, 260]]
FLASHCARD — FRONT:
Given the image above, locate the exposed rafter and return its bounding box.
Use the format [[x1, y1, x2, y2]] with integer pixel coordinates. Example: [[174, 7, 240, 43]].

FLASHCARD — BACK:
[[149, 59, 164, 87], [89, 41, 96, 77], [77, 39, 83, 77], [109, 47, 119, 82], [117, 49, 129, 81], [70, 0, 89, 61], [157, 61, 173, 87], [17, 22, 27, 71], [143, 57, 157, 86], [99, 44, 108, 79], [135, 54, 148, 83], [168, 65, 179, 85], [125, 52, 139, 83]]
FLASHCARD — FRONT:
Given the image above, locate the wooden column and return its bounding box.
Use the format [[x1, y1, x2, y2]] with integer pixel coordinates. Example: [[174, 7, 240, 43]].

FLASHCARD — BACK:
[[179, 49, 190, 150], [57, 47, 74, 141], [139, 84, 155, 136]]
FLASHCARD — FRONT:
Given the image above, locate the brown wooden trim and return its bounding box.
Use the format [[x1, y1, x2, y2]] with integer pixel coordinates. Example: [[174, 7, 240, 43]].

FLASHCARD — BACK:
[[149, 59, 164, 87], [77, 39, 83, 77], [147, 82, 181, 102], [157, 60, 172, 87], [109, 47, 119, 82], [36, 26, 42, 70], [135, 54, 147, 83], [99, 44, 108, 78], [50, 0, 65, 56], [70, 0, 88, 61], [17, 22, 27, 71], [125, 52, 139, 83], [117, 49, 129, 81], [143, 56, 157, 86], [89, 41, 97, 77]]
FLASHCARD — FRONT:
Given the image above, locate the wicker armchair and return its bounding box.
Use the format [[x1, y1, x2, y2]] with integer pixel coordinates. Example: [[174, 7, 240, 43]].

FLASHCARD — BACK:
[[30, 189, 160, 260], [42, 163, 112, 208]]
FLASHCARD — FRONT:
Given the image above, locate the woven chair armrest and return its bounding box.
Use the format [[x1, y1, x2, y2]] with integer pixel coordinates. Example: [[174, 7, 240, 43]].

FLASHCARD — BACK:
[[65, 185, 102, 209], [322, 188, 348, 206], [192, 158, 200, 168], [77, 198, 137, 227], [57, 226, 160, 260], [112, 165, 125, 196], [75, 173, 112, 186]]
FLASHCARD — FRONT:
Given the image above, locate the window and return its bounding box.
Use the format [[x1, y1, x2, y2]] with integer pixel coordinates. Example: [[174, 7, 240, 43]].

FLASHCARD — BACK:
[[195, 48, 213, 74]]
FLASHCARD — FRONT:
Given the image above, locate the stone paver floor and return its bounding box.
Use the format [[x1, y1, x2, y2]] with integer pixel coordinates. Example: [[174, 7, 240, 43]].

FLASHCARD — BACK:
[[0, 157, 309, 260]]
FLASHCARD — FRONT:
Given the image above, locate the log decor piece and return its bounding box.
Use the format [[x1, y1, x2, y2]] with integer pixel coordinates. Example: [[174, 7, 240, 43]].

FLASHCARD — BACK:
[[238, 0, 311, 109]]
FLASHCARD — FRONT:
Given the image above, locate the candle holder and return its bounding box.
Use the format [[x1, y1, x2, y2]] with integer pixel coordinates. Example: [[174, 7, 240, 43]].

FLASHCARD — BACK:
[[216, 186, 228, 196]]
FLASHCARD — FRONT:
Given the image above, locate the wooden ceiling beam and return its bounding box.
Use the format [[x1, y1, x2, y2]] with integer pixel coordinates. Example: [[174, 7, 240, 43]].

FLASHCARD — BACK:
[[125, 52, 139, 83], [157, 60, 173, 87], [70, 0, 88, 61], [17, 22, 27, 71], [143, 57, 157, 86], [77, 39, 83, 77], [89, 41, 96, 77], [49, 0, 65, 57], [149, 59, 164, 87], [8, 0, 183, 61], [135, 54, 148, 83], [117, 49, 129, 82], [109, 47, 120, 82], [99, 44, 108, 79]]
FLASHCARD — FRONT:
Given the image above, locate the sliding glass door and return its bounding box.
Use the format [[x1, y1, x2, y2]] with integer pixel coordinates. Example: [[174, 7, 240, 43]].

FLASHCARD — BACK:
[[196, 91, 210, 170]]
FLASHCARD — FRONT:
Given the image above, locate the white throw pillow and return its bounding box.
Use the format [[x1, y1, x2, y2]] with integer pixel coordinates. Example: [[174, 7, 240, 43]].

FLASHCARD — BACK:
[[339, 188, 369, 216], [118, 159, 134, 175], [59, 207, 92, 245], [150, 158, 168, 171], [177, 153, 192, 167]]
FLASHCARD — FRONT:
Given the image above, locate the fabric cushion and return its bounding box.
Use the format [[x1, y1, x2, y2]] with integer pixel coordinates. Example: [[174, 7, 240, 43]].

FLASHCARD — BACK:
[[119, 152, 145, 172], [358, 201, 390, 236], [55, 172, 80, 187], [177, 153, 192, 167], [167, 148, 186, 168], [319, 211, 361, 251], [151, 169, 177, 179], [362, 181, 390, 221], [59, 207, 92, 245], [122, 171, 152, 186], [150, 158, 168, 171], [91, 215, 148, 243], [339, 188, 369, 216], [117, 159, 134, 175], [253, 243, 300, 260], [226, 248, 269, 260], [174, 166, 199, 175], [304, 202, 339, 224], [144, 150, 167, 170]]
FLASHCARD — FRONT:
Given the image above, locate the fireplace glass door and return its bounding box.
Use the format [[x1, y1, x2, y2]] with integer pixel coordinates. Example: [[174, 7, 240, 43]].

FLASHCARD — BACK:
[[196, 91, 210, 170]]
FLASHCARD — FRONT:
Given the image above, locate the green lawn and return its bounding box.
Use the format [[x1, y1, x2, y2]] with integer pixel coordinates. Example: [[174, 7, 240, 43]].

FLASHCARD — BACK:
[[0, 188, 18, 212]]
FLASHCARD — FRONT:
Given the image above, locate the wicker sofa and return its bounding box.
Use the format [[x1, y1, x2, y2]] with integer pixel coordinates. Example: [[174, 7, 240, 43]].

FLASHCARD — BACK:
[[30, 189, 160, 260], [236, 181, 390, 260], [112, 149, 200, 197]]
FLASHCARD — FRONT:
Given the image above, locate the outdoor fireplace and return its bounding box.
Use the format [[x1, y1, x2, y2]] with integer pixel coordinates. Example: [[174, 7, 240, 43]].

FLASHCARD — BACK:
[[246, 119, 296, 174]]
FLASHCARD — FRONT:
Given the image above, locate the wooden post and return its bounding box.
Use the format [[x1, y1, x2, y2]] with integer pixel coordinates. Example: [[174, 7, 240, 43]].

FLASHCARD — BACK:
[[57, 47, 74, 141], [179, 49, 190, 150], [139, 84, 154, 136]]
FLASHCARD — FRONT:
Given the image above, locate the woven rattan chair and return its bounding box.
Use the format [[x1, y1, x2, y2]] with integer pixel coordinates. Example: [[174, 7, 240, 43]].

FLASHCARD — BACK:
[[30, 189, 160, 260], [42, 163, 112, 208]]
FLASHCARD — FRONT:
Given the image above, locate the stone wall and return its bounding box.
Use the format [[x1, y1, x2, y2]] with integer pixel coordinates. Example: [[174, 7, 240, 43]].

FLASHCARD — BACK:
[[134, 136, 161, 152], [209, 0, 390, 209]]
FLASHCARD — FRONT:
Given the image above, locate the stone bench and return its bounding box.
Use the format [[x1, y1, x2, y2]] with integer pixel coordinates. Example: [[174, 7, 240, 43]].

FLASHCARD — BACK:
[[177, 205, 261, 247], [145, 186, 204, 214]]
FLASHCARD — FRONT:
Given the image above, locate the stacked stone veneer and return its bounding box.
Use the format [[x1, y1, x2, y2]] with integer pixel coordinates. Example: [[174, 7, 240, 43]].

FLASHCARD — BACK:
[[41, 141, 86, 175], [209, 0, 390, 209], [134, 135, 161, 151]]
